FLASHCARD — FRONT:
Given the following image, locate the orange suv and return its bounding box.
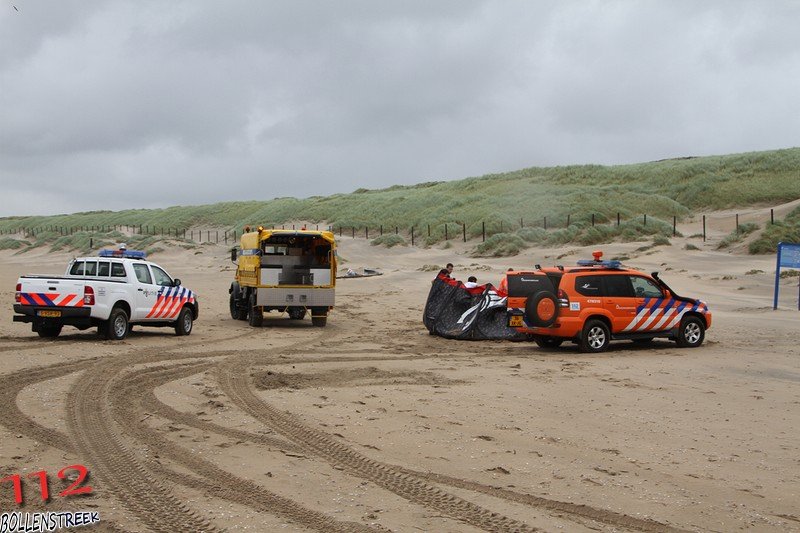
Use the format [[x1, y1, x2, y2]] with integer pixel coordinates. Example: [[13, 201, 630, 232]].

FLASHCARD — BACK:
[[506, 251, 711, 352]]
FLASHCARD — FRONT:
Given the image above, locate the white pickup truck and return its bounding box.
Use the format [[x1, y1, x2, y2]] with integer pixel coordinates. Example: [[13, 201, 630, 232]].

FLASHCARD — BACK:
[[13, 249, 199, 340]]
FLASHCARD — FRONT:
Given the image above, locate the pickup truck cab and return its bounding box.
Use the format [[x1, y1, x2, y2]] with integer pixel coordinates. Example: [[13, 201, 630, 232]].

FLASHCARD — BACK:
[[13, 248, 199, 340]]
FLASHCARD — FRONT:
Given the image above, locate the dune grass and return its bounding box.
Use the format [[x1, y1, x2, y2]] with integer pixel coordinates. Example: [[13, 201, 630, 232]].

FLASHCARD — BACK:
[[1, 147, 798, 256], [749, 207, 800, 254]]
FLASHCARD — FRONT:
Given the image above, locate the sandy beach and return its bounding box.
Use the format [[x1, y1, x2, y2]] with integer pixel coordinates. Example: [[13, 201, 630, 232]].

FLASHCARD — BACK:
[[1, 234, 798, 532]]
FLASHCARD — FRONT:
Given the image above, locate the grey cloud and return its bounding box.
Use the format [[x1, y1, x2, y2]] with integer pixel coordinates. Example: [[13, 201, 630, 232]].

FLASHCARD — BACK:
[[1, 1, 798, 216]]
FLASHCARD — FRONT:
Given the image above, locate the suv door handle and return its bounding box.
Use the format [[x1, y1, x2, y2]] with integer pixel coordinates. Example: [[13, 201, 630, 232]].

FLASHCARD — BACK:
[[138, 288, 143, 291]]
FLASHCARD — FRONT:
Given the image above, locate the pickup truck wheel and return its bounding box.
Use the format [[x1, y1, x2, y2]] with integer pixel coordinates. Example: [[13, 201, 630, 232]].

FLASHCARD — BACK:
[[37, 324, 62, 338], [175, 307, 193, 336], [105, 308, 129, 340], [248, 294, 263, 327], [579, 319, 610, 353], [676, 316, 705, 348]]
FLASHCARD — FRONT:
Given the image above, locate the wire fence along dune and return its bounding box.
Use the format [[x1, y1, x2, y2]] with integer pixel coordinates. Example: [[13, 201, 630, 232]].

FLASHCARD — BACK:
[[0, 204, 794, 255]]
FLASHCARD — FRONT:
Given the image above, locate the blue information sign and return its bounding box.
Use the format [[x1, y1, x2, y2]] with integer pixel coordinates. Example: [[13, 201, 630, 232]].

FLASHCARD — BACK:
[[773, 242, 800, 310]]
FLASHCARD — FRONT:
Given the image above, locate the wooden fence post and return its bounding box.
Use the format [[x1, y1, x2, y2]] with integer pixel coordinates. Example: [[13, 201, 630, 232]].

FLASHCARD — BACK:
[[703, 215, 706, 242], [462, 223, 466, 242], [482, 221, 485, 242]]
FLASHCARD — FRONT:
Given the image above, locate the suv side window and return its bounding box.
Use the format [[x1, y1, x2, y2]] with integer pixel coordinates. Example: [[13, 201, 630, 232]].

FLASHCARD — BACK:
[[151, 266, 173, 287], [97, 262, 110, 276], [630, 276, 663, 298], [604, 275, 634, 297], [574, 275, 603, 296], [132, 263, 153, 284]]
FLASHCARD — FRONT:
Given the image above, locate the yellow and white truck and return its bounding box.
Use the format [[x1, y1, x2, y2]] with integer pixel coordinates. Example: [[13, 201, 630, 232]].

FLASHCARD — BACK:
[[229, 227, 336, 327]]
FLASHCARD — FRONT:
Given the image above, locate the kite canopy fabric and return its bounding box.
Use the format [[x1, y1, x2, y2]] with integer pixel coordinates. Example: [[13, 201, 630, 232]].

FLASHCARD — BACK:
[[423, 273, 529, 340]]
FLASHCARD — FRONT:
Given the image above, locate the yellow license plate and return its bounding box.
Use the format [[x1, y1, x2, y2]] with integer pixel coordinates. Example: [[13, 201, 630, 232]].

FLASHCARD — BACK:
[[509, 315, 523, 327], [37, 310, 62, 318]]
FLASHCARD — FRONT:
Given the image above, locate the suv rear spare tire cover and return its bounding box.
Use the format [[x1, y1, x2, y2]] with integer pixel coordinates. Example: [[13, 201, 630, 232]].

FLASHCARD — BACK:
[[525, 291, 559, 327]]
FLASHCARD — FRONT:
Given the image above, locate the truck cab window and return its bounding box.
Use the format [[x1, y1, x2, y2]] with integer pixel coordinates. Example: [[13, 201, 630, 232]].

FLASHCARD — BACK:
[[133, 263, 153, 284], [151, 266, 173, 286], [70, 262, 85, 275], [111, 263, 126, 277]]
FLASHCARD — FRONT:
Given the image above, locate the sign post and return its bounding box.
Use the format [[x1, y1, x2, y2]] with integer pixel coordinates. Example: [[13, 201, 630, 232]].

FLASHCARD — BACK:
[[773, 242, 800, 310]]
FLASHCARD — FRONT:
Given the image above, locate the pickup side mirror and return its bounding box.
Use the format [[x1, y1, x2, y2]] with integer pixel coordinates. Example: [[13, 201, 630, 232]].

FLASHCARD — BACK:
[[173, 278, 181, 287]]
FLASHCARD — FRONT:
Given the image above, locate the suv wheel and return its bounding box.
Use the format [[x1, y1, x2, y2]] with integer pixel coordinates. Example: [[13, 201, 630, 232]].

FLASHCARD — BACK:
[[676, 316, 705, 347], [580, 319, 610, 353], [534, 336, 563, 349]]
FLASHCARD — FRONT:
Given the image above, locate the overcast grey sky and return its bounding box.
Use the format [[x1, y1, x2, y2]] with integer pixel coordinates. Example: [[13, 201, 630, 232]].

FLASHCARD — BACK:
[[1, 1, 799, 217]]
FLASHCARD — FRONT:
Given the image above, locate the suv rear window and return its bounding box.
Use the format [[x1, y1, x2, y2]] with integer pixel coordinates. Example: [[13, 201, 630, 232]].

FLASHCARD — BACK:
[[507, 273, 555, 297]]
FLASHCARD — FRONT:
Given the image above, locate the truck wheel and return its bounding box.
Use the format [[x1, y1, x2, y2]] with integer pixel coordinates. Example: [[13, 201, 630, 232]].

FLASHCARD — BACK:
[[37, 324, 63, 338], [288, 307, 306, 320], [175, 307, 193, 336], [230, 292, 248, 320], [229, 283, 248, 320], [105, 307, 129, 340], [676, 316, 705, 347], [311, 315, 327, 327], [248, 294, 263, 327], [579, 319, 610, 353]]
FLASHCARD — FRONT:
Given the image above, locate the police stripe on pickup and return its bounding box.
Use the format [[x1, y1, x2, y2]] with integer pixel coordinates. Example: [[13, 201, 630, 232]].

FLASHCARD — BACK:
[[145, 286, 195, 320], [19, 293, 83, 307]]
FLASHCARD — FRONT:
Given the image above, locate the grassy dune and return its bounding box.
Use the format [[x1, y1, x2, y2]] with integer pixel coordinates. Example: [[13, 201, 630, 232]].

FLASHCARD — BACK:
[[2, 147, 799, 254]]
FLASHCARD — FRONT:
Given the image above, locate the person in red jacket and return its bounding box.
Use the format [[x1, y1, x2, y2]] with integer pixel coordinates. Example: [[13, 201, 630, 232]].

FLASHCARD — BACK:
[[497, 267, 513, 296]]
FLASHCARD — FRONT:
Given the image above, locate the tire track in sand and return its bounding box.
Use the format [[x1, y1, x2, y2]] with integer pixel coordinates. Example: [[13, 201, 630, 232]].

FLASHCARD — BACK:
[[109, 361, 384, 532], [137, 356, 681, 532], [218, 354, 538, 533]]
